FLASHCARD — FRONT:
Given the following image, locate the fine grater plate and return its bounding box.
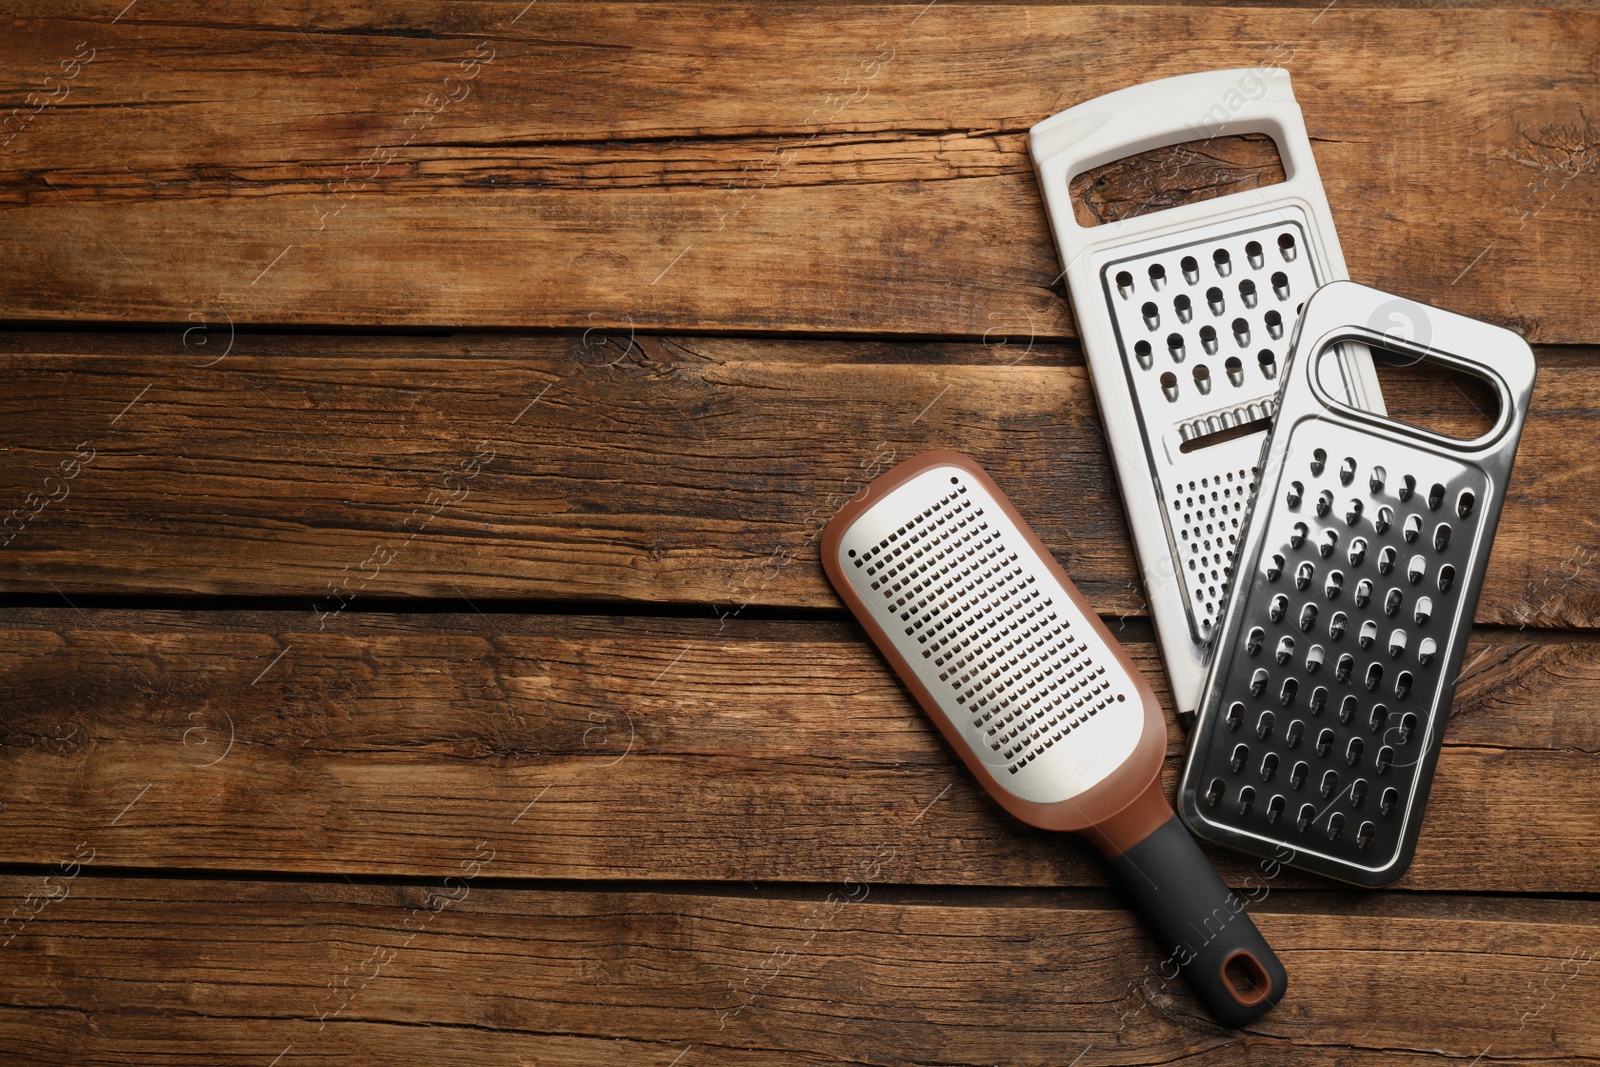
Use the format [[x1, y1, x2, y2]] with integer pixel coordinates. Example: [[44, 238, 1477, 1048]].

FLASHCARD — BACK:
[[1102, 215, 1321, 641], [835, 462, 1144, 804], [1179, 281, 1536, 885]]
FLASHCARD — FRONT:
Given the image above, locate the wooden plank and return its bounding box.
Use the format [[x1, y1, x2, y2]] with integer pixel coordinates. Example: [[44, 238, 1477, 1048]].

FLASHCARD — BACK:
[[1, 4, 1596, 340], [1, 608, 1594, 892], [1, 877, 1596, 1064], [0, 333, 1592, 627]]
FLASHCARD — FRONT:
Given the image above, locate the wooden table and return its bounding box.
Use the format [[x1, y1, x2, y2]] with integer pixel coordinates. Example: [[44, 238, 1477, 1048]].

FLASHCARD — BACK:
[[3, 3, 1598, 1063]]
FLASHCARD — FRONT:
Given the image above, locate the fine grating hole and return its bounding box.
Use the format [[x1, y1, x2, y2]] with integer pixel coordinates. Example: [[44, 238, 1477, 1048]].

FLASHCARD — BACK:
[[1116, 270, 1135, 298]]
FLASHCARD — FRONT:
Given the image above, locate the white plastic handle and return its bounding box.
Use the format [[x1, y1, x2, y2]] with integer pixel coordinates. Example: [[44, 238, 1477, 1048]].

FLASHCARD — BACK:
[[1030, 68, 1321, 233]]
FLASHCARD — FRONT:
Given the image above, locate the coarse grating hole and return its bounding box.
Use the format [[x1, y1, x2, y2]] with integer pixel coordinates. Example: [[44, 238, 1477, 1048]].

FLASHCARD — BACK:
[[1290, 760, 1308, 790], [1237, 785, 1256, 815], [1207, 778, 1226, 806], [1116, 270, 1134, 297], [1260, 752, 1279, 781], [1267, 794, 1286, 822], [1327, 811, 1345, 840], [1175, 293, 1193, 323], [1380, 787, 1399, 815], [1296, 803, 1315, 832], [1231, 743, 1250, 773]]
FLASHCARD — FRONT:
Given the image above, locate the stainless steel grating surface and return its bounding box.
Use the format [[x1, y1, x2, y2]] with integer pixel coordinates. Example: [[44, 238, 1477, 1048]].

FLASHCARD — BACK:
[[1103, 219, 1318, 640], [836, 464, 1143, 802]]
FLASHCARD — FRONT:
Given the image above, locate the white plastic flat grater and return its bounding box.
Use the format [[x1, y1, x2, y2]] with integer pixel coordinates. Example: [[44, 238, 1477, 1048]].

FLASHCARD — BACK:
[[1028, 68, 1387, 725]]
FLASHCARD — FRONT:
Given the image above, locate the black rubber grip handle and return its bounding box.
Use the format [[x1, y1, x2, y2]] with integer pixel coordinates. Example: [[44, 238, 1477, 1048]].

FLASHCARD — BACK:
[[1109, 816, 1288, 1027]]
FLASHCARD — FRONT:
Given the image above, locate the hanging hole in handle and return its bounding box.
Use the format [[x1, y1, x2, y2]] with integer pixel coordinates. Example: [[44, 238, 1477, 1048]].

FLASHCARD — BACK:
[[1221, 951, 1272, 1004], [1327, 336, 1505, 442], [1067, 133, 1286, 227]]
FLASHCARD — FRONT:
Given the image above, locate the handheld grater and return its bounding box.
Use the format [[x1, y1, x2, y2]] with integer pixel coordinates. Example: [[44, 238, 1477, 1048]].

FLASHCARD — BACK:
[[1028, 69, 1387, 726], [1178, 282, 1534, 885], [823, 450, 1286, 1027]]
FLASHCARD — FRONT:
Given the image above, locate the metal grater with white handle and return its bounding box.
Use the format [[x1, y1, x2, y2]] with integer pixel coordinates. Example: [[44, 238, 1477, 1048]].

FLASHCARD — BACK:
[[1029, 69, 1387, 726], [823, 450, 1287, 1027]]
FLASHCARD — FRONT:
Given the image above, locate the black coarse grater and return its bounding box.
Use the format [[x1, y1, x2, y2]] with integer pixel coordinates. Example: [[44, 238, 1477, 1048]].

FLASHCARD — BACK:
[[1178, 282, 1535, 886]]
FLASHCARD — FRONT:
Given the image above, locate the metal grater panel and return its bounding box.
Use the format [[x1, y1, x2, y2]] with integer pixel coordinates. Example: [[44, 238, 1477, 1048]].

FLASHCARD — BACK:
[[836, 464, 1143, 805], [1193, 424, 1487, 873], [1102, 215, 1321, 641]]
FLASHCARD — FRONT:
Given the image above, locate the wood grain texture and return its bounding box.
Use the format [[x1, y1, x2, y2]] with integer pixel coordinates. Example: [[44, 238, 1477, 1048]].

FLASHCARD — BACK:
[[0, 333, 1591, 626], [1, 608, 1594, 892], [1, 4, 1597, 340], [2, 877, 1596, 1065]]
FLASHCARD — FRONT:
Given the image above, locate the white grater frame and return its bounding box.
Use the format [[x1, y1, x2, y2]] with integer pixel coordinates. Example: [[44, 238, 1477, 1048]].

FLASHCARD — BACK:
[[1029, 68, 1387, 724]]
